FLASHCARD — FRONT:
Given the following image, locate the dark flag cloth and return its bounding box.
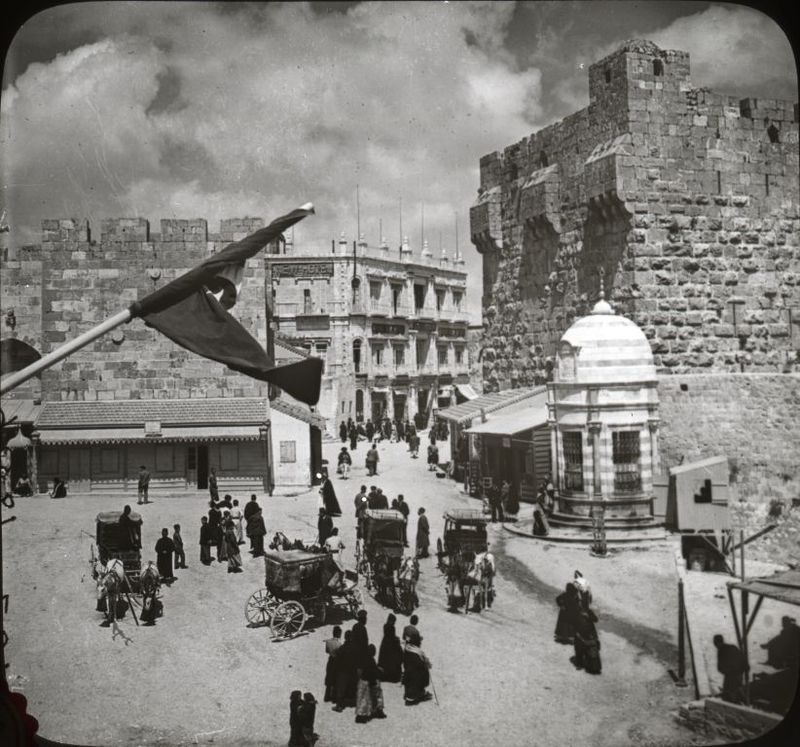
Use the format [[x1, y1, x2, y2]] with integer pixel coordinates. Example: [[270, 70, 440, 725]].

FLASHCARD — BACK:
[[128, 205, 323, 406]]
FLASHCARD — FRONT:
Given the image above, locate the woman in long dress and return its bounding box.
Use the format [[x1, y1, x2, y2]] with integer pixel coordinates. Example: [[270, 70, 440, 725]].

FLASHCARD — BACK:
[[355, 644, 385, 723], [402, 632, 432, 704], [224, 517, 242, 573], [378, 614, 403, 683], [554, 582, 582, 644], [319, 476, 342, 517]]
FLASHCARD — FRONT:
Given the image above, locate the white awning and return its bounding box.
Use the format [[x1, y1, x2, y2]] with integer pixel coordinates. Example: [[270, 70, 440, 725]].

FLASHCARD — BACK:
[[372, 387, 389, 394], [455, 383, 479, 400], [464, 405, 549, 436]]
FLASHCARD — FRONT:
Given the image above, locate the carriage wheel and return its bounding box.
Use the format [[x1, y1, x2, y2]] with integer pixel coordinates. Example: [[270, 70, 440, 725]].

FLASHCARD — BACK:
[[347, 588, 364, 618], [245, 588, 278, 627], [271, 601, 307, 638]]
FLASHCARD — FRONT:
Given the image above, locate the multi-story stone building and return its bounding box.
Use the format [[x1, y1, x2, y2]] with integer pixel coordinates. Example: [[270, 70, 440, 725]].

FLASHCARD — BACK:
[[0, 216, 325, 494], [469, 39, 800, 505], [266, 233, 472, 427]]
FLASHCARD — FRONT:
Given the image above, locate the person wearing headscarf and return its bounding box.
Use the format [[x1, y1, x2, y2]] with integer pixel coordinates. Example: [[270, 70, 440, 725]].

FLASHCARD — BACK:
[[355, 643, 386, 723], [324, 626, 343, 702], [378, 613, 403, 683], [319, 474, 343, 517], [554, 582, 582, 644], [402, 631, 432, 705], [573, 570, 592, 609], [317, 508, 334, 547], [224, 515, 242, 573], [332, 630, 358, 710], [573, 608, 601, 674]]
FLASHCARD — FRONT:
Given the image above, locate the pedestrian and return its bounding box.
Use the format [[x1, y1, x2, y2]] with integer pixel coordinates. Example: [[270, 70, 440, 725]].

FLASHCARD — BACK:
[[317, 508, 334, 547], [378, 613, 403, 683], [349, 425, 358, 452], [403, 614, 421, 644], [555, 582, 582, 644], [248, 509, 267, 557], [137, 465, 151, 505], [230, 499, 244, 544], [324, 527, 345, 554], [218, 493, 233, 509], [298, 692, 318, 747], [427, 443, 439, 472], [415, 507, 430, 559], [374, 487, 389, 510], [366, 485, 380, 510], [324, 626, 343, 702], [365, 420, 375, 442], [155, 528, 175, 583], [761, 615, 800, 669], [217, 510, 229, 563], [208, 467, 219, 503], [119, 504, 142, 549], [199, 516, 213, 565], [402, 631, 433, 705], [396, 494, 410, 546], [410, 433, 420, 459], [49, 476, 67, 499], [365, 442, 379, 476], [351, 609, 369, 667], [713, 634, 746, 702], [429, 429, 436, 446], [243, 494, 260, 550], [339, 420, 348, 443], [289, 690, 304, 747], [573, 570, 592, 609], [319, 473, 343, 516], [337, 447, 352, 479], [173, 523, 186, 569], [354, 485, 368, 518], [573, 608, 601, 674], [397, 420, 405, 442], [208, 501, 223, 559], [224, 516, 243, 573], [355, 643, 386, 723], [332, 630, 358, 711]]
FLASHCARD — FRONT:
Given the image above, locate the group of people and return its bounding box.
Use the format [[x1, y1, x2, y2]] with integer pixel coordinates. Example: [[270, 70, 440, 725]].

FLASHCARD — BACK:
[[199, 493, 266, 572], [322, 610, 433, 724], [554, 570, 601, 674], [352, 484, 429, 559], [483, 479, 519, 523]]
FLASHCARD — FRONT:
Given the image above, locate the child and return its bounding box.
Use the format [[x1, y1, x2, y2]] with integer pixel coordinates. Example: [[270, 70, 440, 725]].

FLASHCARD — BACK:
[[173, 524, 186, 570], [298, 692, 317, 747], [288, 690, 303, 747]]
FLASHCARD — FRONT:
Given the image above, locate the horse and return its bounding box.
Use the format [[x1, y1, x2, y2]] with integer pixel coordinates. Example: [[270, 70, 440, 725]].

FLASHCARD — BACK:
[[139, 561, 161, 625], [96, 558, 127, 626], [444, 550, 472, 611], [372, 553, 397, 608], [397, 555, 420, 614], [467, 551, 496, 612]]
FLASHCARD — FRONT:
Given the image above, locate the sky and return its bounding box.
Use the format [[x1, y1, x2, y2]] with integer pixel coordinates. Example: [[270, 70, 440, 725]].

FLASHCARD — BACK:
[[1, 1, 797, 323]]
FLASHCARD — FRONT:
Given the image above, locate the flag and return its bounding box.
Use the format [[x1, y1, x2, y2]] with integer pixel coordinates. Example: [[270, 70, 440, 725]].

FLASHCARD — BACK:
[[129, 204, 323, 406]]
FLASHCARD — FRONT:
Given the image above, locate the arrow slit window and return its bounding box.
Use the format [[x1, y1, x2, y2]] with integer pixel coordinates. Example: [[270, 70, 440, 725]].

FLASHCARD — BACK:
[[612, 431, 641, 492]]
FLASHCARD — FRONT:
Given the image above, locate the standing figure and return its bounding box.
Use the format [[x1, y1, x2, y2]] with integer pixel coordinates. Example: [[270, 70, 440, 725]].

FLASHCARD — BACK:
[[554, 582, 582, 644], [761, 616, 800, 669], [410, 433, 420, 459], [714, 634, 746, 702], [298, 692, 318, 747], [172, 523, 186, 569], [573, 608, 601, 673], [288, 690, 304, 747], [224, 516, 242, 573], [332, 630, 358, 711], [349, 425, 358, 452], [378, 613, 403, 683], [573, 570, 592, 609], [402, 632, 432, 705], [248, 509, 267, 557], [317, 508, 334, 547], [155, 528, 175, 582], [365, 443, 379, 477], [324, 626, 343, 702], [199, 516, 213, 565], [365, 420, 375, 442], [319, 474, 343, 517], [208, 467, 219, 503], [488, 485, 505, 522], [119, 504, 142, 549], [426, 443, 439, 471], [337, 447, 352, 479], [396, 494, 410, 546], [415, 507, 430, 559], [339, 421, 348, 443], [243, 495, 261, 550], [355, 644, 386, 723], [230, 499, 244, 544], [217, 510, 229, 563], [137, 465, 151, 505]]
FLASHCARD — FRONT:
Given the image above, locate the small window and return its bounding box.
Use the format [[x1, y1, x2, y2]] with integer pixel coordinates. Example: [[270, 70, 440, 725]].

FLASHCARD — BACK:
[[370, 281, 382, 301], [694, 478, 713, 503], [767, 123, 780, 144], [653, 59, 664, 76], [394, 346, 405, 366], [453, 291, 462, 310], [392, 285, 402, 313], [563, 432, 583, 491], [414, 284, 425, 310], [438, 347, 448, 365], [187, 447, 197, 470], [612, 431, 641, 493], [303, 288, 312, 314], [373, 345, 384, 365], [279, 441, 297, 463], [455, 348, 464, 364], [436, 289, 445, 311], [220, 444, 238, 471]]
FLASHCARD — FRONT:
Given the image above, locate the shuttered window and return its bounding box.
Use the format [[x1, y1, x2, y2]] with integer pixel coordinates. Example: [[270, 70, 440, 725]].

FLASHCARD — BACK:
[[612, 431, 641, 493], [562, 432, 584, 491]]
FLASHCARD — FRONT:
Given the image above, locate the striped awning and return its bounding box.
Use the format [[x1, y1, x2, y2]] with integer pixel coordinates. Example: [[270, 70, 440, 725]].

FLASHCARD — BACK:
[[38, 424, 263, 445]]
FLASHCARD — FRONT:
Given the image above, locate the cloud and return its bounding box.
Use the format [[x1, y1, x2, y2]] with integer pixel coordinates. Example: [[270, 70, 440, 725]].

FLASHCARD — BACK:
[[1, 2, 549, 321]]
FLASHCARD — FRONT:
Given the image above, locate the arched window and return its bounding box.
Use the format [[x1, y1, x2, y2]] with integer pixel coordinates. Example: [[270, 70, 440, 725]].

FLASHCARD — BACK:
[[652, 59, 664, 77], [352, 339, 362, 374]]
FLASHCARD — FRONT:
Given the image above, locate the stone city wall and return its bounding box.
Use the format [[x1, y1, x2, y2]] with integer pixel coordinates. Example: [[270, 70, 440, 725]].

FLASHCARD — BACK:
[[2, 217, 272, 401]]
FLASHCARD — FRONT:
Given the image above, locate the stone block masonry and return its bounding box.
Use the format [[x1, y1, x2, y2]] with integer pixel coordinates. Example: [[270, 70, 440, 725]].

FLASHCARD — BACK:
[[471, 40, 799, 390], [0, 217, 271, 402]]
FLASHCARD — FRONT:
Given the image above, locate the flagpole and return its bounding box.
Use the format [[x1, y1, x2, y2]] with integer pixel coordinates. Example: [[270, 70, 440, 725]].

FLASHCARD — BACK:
[[0, 308, 132, 396]]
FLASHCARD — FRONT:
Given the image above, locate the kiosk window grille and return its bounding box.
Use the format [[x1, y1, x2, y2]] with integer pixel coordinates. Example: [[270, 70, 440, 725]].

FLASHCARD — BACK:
[[563, 432, 584, 491], [613, 431, 641, 492]]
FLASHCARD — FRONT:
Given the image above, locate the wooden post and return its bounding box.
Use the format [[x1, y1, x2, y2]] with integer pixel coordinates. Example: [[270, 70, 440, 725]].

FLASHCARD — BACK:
[[677, 579, 687, 685]]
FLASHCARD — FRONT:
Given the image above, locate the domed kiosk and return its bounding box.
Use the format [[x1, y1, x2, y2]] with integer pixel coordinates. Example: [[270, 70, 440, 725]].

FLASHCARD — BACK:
[[546, 292, 662, 533]]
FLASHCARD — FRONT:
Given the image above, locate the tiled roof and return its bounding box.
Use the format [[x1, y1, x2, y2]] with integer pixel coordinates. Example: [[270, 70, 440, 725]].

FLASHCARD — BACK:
[[35, 398, 269, 429], [274, 335, 312, 360], [435, 386, 547, 425], [270, 396, 326, 428]]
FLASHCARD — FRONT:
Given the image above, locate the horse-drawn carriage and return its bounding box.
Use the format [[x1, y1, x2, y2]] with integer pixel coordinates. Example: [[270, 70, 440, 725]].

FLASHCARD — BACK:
[[244, 550, 363, 638], [436, 508, 495, 613], [93, 511, 142, 591]]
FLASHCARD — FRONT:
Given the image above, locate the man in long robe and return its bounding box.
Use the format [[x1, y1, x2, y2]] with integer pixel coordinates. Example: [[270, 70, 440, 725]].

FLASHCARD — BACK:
[[243, 495, 261, 550], [415, 508, 430, 559], [319, 476, 342, 516], [199, 516, 213, 565], [155, 528, 175, 582], [317, 508, 334, 547]]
